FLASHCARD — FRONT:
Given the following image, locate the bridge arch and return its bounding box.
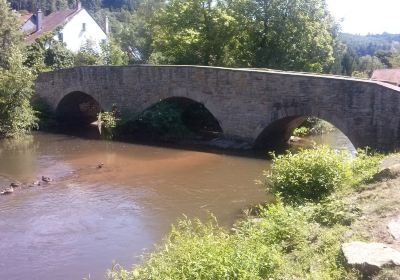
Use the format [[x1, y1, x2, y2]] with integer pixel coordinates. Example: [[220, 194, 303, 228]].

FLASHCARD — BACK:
[[126, 96, 223, 138], [56, 91, 102, 125], [253, 114, 356, 150]]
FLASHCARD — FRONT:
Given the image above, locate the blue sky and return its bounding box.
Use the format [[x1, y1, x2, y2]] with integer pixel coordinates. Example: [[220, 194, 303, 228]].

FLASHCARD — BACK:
[[326, 0, 400, 34]]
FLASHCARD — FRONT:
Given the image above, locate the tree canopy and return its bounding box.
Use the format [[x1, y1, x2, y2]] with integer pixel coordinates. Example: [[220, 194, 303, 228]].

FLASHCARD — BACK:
[[0, 0, 37, 138]]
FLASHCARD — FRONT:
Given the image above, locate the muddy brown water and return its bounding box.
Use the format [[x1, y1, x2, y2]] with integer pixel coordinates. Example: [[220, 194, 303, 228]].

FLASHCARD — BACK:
[[0, 131, 353, 280]]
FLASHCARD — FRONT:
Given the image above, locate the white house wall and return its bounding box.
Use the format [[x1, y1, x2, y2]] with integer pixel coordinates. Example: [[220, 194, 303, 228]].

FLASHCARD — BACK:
[[58, 9, 107, 53]]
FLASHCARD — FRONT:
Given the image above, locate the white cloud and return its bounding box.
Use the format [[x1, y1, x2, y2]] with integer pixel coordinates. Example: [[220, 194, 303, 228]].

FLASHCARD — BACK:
[[326, 0, 400, 34]]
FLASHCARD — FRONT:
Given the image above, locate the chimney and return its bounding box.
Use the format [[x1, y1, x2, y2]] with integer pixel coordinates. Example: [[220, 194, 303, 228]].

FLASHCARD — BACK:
[[105, 16, 109, 35], [36, 8, 43, 32]]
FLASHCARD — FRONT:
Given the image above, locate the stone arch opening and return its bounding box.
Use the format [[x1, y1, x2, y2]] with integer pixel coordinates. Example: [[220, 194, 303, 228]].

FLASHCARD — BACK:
[[254, 116, 354, 152], [119, 97, 222, 141], [56, 91, 102, 126]]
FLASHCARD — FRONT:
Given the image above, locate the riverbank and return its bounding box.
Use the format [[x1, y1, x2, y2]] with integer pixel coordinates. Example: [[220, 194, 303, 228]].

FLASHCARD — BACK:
[[107, 147, 400, 280]]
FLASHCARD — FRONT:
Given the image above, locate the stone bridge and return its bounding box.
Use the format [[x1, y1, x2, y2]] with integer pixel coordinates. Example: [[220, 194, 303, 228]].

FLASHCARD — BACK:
[[35, 65, 400, 151]]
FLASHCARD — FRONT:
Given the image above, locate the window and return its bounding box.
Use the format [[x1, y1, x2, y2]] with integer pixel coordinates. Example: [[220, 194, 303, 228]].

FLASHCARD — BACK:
[[82, 23, 86, 32], [58, 32, 63, 42]]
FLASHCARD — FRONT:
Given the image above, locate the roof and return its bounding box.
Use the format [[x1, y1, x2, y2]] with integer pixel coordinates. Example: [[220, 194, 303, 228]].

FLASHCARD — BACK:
[[22, 8, 82, 43], [371, 69, 400, 86]]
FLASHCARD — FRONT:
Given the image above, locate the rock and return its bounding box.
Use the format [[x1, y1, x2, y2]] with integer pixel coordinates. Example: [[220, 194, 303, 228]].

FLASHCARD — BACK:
[[10, 182, 21, 188], [342, 241, 400, 276], [1, 187, 14, 195], [97, 163, 104, 169], [373, 164, 400, 181], [32, 181, 41, 186], [41, 176, 52, 183], [388, 217, 400, 240]]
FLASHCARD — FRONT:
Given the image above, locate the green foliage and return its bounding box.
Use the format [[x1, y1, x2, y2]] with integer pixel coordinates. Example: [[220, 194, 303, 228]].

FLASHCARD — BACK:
[[107, 203, 353, 280], [293, 126, 310, 137], [98, 111, 117, 129], [265, 146, 352, 204], [310, 198, 360, 226], [101, 37, 129, 65], [0, 0, 22, 68], [74, 40, 103, 66], [149, 0, 235, 66], [148, 0, 335, 71], [107, 146, 383, 279], [24, 33, 74, 73], [0, 0, 37, 138], [0, 50, 38, 137], [118, 101, 192, 140], [351, 148, 383, 186]]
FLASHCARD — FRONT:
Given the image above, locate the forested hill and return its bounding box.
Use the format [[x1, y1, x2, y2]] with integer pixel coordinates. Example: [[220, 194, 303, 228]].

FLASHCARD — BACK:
[[341, 33, 400, 57]]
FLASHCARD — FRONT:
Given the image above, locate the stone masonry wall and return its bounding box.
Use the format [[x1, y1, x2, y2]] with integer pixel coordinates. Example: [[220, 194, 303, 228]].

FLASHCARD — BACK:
[[35, 65, 400, 151]]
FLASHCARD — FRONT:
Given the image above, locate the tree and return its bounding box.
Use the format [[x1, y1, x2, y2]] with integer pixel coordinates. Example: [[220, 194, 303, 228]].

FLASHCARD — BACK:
[[149, 0, 236, 66], [24, 32, 74, 73], [148, 0, 335, 72], [101, 37, 129, 65], [74, 40, 103, 66], [354, 55, 385, 77], [0, 0, 37, 137], [233, 0, 335, 72]]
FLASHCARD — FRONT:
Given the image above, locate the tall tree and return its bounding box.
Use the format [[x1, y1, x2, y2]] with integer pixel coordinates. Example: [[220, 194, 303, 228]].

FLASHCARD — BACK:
[[148, 0, 335, 72], [0, 0, 37, 137], [234, 0, 335, 72], [149, 0, 235, 66]]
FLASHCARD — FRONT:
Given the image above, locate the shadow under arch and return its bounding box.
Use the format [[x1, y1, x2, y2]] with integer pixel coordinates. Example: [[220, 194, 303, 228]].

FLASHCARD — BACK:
[[254, 115, 355, 152], [119, 96, 223, 140], [56, 91, 102, 126]]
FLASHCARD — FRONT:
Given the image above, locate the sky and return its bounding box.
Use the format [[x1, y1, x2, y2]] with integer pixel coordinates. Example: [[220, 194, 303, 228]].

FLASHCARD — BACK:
[[325, 0, 400, 35]]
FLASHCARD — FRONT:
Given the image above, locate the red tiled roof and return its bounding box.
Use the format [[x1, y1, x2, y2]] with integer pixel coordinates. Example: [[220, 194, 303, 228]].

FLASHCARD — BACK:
[[23, 8, 82, 43], [371, 69, 400, 86]]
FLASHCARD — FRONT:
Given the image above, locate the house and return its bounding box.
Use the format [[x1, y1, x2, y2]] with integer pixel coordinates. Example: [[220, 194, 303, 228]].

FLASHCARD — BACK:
[[20, 2, 108, 52], [371, 69, 400, 86]]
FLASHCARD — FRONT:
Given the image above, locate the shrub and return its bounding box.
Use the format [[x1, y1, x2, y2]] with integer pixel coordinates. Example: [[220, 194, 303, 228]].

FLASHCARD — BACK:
[[310, 198, 361, 226], [265, 146, 353, 204], [293, 126, 310, 137], [351, 148, 382, 186]]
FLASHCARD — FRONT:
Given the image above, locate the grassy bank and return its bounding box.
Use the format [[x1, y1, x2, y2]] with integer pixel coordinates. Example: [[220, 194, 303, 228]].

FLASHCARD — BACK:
[[107, 146, 396, 280]]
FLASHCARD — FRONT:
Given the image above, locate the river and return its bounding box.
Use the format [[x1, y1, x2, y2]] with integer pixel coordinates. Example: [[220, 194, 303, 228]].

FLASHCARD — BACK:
[[0, 130, 353, 280]]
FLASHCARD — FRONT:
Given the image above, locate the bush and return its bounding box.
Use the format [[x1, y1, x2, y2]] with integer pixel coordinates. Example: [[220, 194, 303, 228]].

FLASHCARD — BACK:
[[265, 146, 352, 204], [293, 126, 310, 137], [351, 148, 382, 186], [107, 203, 354, 280], [310, 198, 361, 226]]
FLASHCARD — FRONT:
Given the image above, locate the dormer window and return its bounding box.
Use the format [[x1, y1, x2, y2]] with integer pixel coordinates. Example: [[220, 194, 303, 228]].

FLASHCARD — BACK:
[[82, 23, 86, 32]]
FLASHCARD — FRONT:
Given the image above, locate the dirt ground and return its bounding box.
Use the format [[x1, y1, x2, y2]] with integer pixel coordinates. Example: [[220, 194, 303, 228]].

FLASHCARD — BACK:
[[348, 155, 400, 279]]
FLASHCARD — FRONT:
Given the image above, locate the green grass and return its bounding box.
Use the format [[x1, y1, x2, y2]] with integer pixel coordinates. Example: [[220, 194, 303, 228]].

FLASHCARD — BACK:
[[107, 146, 381, 280]]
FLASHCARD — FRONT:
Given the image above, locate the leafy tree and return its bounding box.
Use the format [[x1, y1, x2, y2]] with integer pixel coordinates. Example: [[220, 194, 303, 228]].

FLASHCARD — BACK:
[[1, 0, 22, 68], [0, 0, 37, 137], [101, 36, 129, 65], [149, 0, 237, 66], [355, 55, 385, 77], [25, 32, 74, 73], [149, 0, 335, 72], [109, 1, 165, 64], [239, 0, 335, 72], [74, 40, 103, 66]]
